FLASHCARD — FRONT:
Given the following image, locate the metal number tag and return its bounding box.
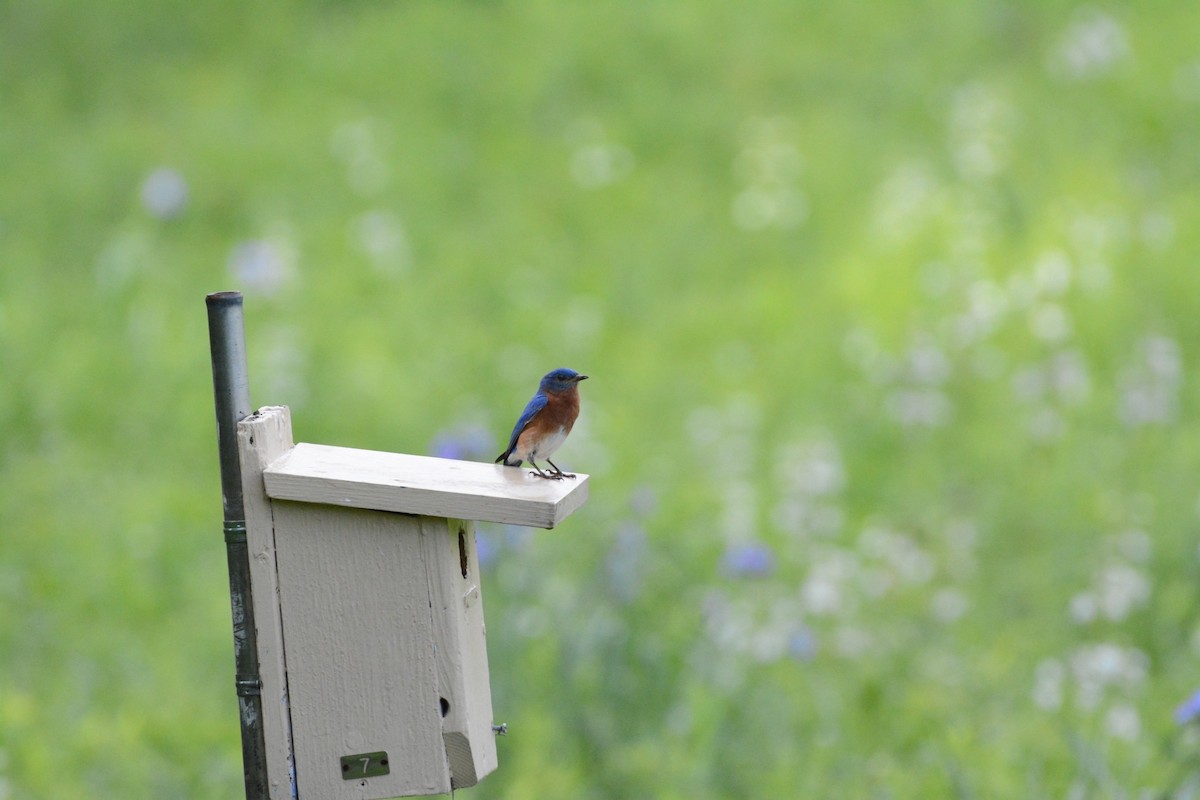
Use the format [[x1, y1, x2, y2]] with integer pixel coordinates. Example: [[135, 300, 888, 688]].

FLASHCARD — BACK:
[[340, 751, 390, 780]]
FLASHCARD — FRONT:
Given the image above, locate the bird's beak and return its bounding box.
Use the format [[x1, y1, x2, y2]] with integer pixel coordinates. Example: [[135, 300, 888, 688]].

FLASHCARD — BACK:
[[576, 374, 589, 381]]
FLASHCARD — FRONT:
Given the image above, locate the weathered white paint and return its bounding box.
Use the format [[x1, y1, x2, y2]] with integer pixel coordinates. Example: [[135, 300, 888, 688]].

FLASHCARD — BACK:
[[420, 517, 497, 788], [272, 501, 452, 798], [237, 406, 298, 800], [262, 442, 588, 529]]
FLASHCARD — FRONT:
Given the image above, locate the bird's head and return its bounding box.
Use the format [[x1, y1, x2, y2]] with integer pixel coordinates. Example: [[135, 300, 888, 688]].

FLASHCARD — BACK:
[[540, 368, 588, 393]]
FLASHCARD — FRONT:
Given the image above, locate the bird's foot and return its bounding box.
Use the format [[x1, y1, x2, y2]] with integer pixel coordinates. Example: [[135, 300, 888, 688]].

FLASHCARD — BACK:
[[529, 470, 564, 480], [546, 460, 576, 480]]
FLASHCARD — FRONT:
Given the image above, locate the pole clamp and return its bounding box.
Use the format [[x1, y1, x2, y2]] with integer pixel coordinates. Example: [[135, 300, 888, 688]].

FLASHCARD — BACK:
[[236, 677, 262, 697], [224, 520, 247, 544]]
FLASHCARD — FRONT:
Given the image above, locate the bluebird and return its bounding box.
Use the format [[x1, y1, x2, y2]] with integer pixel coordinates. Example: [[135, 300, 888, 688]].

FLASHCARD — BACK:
[[495, 368, 588, 479]]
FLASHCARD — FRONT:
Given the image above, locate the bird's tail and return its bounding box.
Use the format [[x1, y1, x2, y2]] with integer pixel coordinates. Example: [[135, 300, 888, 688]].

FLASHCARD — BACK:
[[495, 450, 518, 466]]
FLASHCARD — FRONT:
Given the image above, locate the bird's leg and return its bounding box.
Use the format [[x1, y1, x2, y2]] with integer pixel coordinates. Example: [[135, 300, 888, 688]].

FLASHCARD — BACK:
[[546, 459, 576, 479], [527, 460, 560, 480]]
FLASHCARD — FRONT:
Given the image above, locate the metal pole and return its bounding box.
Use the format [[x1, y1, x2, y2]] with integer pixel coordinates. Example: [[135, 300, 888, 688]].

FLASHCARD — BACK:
[[206, 291, 269, 800]]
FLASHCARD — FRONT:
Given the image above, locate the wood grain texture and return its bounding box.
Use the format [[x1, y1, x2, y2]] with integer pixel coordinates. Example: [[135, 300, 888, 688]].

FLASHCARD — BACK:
[[237, 406, 298, 800], [273, 502, 450, 798], [262, 442, 588, 529]]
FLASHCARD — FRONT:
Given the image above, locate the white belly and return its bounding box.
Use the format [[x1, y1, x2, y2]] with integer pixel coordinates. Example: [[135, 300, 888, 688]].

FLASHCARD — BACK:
[[525, 426, 567, 461]]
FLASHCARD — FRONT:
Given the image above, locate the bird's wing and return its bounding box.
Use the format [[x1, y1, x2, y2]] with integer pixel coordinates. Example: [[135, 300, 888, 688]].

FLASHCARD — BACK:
[[503, 393, 549, 454]]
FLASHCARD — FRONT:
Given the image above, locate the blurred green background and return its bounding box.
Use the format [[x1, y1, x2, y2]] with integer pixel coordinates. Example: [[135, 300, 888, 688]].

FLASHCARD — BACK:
[[4, 1, 1200, 797]]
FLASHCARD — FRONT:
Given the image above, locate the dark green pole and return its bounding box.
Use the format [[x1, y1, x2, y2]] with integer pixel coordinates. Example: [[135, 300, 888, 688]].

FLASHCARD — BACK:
[[206, 291, 269, 800]]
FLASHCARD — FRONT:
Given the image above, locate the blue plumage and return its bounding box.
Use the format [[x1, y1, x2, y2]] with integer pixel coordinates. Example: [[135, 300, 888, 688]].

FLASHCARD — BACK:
[[501, 393, 548, 457]]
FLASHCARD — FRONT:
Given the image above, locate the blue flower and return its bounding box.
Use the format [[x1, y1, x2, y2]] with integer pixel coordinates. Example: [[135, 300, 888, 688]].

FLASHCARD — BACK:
[[1174, 688, 1200, 725], [474, 530, 497, 570], [429, 424, 493, 462], [721, 542, 776, 579]]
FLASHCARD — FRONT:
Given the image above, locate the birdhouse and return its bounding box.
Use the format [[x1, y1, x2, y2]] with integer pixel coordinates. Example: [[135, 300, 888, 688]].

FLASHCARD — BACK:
[[234, 405, 588, 799]]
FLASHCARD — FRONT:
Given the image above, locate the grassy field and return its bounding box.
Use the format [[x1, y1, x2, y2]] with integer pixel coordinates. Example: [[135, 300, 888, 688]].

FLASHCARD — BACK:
[[4, 1, 1200, 797]]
